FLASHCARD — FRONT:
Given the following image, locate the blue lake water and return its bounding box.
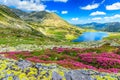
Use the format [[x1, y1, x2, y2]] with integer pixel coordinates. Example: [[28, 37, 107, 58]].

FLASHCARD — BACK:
[[73, 32, 108, 42]]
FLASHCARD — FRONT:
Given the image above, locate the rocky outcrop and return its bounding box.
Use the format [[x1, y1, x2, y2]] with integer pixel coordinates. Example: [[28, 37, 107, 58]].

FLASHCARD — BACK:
[[0, 56, 119, 80]]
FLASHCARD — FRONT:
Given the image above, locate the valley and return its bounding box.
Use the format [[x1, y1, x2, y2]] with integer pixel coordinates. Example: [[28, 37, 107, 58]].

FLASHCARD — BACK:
[[0, 4, 120, 80]]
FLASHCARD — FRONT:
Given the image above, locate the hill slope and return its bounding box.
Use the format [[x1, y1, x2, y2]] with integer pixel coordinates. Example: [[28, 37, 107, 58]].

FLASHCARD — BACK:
[[24, 11, 84, 41], [0, 5, 84, 45], [0, 5, 32, 31], [12, 9, 84, 41], [0, 5, 52, 46]]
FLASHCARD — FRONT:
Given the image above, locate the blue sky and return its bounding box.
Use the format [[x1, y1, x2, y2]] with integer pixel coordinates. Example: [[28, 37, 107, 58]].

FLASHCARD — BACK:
[[0, 0, 120, 24]]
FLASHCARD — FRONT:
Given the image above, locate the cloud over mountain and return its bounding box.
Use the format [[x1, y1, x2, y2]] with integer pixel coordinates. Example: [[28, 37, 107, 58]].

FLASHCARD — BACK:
[[0, 0, 46, 11], [90, 11, 106, 16]]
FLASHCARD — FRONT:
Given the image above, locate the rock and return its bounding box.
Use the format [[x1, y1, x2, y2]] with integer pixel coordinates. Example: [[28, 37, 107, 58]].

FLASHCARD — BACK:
[[35, 63, 49, 70], [0, 56, 119, 80], [13, 76, 19, 80], [81, 70, 100, 75], [52, 71, 62, 80], [42, 66, 49, 70], [65, 70, 94, 80], [64, 72, 72, 80], [48, 65, 57, 69], [16, 60, 32, 70], [35, 63, 42, 69]]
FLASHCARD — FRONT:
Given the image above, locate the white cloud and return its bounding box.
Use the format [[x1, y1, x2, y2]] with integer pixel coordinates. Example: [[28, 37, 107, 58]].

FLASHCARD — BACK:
[[0, 0, 46, 11], [91, 14, 120, 22], [18, 1, 46, 11], [61, 11, 68, 14], [54, 0, 68, 3], [91, 17, 102, 21], [71, 18, 79, 21], [104, 14, 120, 20], [80, 0, 105, 10], [0, 0, 68, 11], [81, 3, 99, 10], [90, 11, 106, 16], [106, 2, 120, 10], [46, 10, 58, 13]]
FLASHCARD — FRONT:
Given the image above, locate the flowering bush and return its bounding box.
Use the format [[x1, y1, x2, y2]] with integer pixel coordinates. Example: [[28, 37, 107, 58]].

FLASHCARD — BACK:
[[2, 46, 120, 73], [79, 53, 120, 68], [57, 59, 96, 69]]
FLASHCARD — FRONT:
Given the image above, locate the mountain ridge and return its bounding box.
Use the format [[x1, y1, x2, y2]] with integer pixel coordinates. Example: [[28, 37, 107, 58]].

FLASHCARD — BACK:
[[76, 22, 120, 32], [11, 8, 84, 41]]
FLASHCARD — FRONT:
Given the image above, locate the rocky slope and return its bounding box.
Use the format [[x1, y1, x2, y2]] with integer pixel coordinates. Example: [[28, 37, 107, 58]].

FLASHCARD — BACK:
[[0, 55, 119, 80]]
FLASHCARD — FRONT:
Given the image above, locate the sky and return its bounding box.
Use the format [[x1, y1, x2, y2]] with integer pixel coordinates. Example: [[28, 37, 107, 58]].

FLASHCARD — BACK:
[[0, 0, 120, 24]]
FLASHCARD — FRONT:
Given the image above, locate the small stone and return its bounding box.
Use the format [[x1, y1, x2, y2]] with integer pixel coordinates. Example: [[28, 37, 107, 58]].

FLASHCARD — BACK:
[[16, 60, 32, 70], [35, 64, 42, 69], [65, 70, 95, 80], [52, 71, 62, 80], [13, 76, 19, 80], [81, 70, 99, 75], [64, 72, 72, 80]]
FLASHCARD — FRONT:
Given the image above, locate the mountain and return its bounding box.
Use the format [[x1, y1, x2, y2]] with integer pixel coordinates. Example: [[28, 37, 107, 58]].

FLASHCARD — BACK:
[[0, 5, 84, 46], [0, 5, 55, 45], [10, 8, 28, 18], [11, 9, 84, 41], [76, 22, 107, 31], [76, 22, 120, 32], [0, 5, 34, 31], [105, 22, 120, 32]]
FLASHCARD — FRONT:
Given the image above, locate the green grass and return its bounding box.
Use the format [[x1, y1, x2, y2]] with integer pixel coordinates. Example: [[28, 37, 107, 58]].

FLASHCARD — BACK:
[[0, 27, 76, 46], [0, 28, 46, 46], [104, 32, 120, 43], [0, 5, 20, 19], [31, 50, 45, 56]]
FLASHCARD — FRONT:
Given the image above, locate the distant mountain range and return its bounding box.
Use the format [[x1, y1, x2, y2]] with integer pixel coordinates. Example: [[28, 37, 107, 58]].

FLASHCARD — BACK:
[[76, 22, 120, 32]]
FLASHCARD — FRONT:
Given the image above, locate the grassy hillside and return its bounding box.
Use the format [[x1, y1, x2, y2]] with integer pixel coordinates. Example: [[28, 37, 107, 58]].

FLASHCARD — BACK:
[[104, 32, 120, 44], [24, 11, 84, 41], [0, 5, 32, 31], [0, 5, 55, 46], [0, 5, 85, 46], [12, 9, 85, 41]]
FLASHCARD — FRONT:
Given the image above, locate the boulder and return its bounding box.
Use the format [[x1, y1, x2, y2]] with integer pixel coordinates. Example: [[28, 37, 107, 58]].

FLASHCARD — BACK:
[[16, 60, 32, 70], [52, 71, 62, 80]]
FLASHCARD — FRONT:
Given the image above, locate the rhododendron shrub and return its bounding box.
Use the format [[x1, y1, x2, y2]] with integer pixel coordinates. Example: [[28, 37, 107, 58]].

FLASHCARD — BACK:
[[79, 53, 120, 68], [2, 47, 120, 73], [53, 47, 85, 56], [57, 59, 96, 69]]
